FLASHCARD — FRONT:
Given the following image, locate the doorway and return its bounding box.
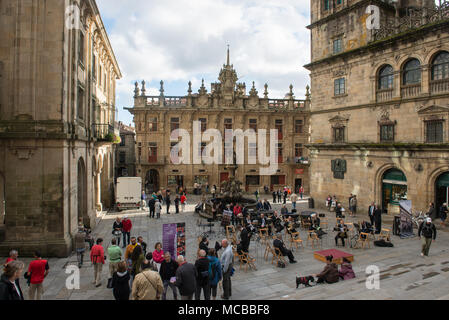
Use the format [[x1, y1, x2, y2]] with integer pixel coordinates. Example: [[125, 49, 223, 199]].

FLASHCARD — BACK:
[[145, 169, 160, 194], [381, 168, 407, 213], [295, 179, 302, 194], [436, 172, 449, 212], [77, 158, 88, 227]]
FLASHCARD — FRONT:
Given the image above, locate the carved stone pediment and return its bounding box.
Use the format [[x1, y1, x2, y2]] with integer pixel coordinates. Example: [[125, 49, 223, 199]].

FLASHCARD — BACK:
[[247, 96, 259, 109], [417, 105, 449, 115]]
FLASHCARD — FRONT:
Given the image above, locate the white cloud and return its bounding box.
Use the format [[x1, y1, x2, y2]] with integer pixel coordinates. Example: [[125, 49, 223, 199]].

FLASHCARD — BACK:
[[96, 0, 311, 124]]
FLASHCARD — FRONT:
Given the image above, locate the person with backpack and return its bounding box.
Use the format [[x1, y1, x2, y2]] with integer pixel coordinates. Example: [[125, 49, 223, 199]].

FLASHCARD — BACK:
[[194, 250, 210, 300], [207, 249, 222, 300], [418, 217, 437, 257]]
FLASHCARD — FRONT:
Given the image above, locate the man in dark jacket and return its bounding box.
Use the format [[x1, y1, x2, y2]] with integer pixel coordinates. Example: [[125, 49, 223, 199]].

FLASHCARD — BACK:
[[159, 252, 178, 300], [175, 255, 197, 300], [314, 255, 339, 284], [194, 250, 210, 300], [418, 218, 437, 257], [272, 191, 277, 203], [166, 193, 171, 214], [148, 197, 156, 218], [263, 199, 271, 211], [238, 225, 251, 253], [373, 205, 382, 234], [174, 195, 180, 214], [273, 235, 297, 263]]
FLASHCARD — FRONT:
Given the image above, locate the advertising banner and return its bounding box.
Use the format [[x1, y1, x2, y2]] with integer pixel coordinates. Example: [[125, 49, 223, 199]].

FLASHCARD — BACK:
[[163, 223, 186, 260]]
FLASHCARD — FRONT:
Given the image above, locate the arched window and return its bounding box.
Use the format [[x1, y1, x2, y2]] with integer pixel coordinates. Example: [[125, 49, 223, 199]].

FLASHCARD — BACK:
[[402, 59, 421, 85], [432, 51, 449, 80], [378, 65, 394, 90]]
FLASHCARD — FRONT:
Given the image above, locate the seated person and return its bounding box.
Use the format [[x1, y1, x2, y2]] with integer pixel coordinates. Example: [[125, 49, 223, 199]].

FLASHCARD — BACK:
[[256, 200, 264, 211], [309, 214, 327, 238], [313, 255, 339, 284], [237, 225, 251, 253], [280, 205, 288, 215], [263, 199, 272, 211], [285, 217, 298, 234], [339, 257, 356, 280], [273, 235, 297, 263], [361, 221, 374, 234], [334, 222, 348, 247]]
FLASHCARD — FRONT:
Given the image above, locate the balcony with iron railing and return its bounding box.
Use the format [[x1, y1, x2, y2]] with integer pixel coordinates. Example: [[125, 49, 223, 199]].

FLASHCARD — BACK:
[[92, 123, 120, 144], [286, 156, 310, 166]]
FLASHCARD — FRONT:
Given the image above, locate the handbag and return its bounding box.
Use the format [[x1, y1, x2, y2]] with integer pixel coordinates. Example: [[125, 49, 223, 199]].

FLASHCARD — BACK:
[[107, 278, 113, 289]]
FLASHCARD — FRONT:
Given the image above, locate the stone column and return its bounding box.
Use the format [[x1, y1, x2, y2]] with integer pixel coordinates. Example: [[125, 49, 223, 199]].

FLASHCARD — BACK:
[[95, 169, 102, 212]]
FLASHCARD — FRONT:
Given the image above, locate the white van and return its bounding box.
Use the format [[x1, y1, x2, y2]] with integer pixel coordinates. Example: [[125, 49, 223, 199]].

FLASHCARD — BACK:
[[116, 177, 142, 211]]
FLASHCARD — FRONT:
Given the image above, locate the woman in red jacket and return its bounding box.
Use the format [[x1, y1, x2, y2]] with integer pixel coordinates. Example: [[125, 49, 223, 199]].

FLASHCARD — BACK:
[[152, 242, 165, 272]]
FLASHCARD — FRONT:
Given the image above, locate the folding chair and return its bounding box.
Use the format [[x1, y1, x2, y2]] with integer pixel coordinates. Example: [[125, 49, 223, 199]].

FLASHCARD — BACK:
[[273, 247, 287, 266], [259, 228, 269, 245], [306, 231, 320, 249], [238, 252, 257, 272], [355, 232, 371, 249], [377, 228, 391, 242], [289, 232, 304, 251]]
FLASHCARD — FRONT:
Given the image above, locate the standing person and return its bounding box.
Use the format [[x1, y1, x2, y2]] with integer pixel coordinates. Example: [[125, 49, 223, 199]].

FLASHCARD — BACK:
[[159, 252, 179, 300], [350, 195, 357, 217], [155, 199, 162, 219], [131, 263, 164, 300], [373, 204, 382, 234], [299, 186, 304, 200], [220, 239, 233, 300], [254, 189, 259, 201], [112, 217, 122, 247], [238, 225, 251, 253], [326, 195, 332, 211], [121, 216, 132, 248], [74, 227, 87, 268], [211, 186, 216, 199], [426, 202, 437, 221], [152, 242, 165, 271], [277, 189, 282, 203], [108, 238, 122, 286], [207, 249, 222, 300], [166, 192, 171, 214], [90, 238, 105, 287], [283, 189, 288, 204], [111, 261, 130, 301], [0, 260, 25, 300], [290, 193, 298, 210], [194, 250, 210, 300], [440, 203, 448, 227], [175, 255, 197, 300], [368, 202, 375, 226], [4, 250, 18, 266], [174, 195, 180, 214], [124, 237, 138, 267], [418, 217, 437, 257], [272, 190, 277, 203], [180, 193, 187, 213], [335, 203, 343, 218], [137, 236, 147, 255], [27, 251, 49, 300], [141, 191, 147, 210], [148, 196, 156, 218], [131, 244, 145, 278], [348, 194, 353, 211]]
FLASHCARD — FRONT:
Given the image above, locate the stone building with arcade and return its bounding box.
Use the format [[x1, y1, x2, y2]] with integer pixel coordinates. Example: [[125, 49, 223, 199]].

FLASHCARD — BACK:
[[127, 51, 311, 196], [305, 0, 449, 214], [0, 0, 121, 257]]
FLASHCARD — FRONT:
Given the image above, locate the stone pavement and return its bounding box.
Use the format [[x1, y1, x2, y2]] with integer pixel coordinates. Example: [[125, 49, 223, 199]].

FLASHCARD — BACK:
[[3, 195, 449, 300]]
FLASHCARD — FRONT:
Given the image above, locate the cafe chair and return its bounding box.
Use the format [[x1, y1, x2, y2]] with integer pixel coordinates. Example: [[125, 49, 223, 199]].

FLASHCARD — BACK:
[[238, 252, 257, 272], [377, 228, 391, 242]]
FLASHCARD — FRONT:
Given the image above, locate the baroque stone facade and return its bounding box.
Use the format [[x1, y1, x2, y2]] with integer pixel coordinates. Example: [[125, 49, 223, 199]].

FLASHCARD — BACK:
[[127, 50, 311, 195], [305, 0, 449, 214], [0, 0, 121, 257]]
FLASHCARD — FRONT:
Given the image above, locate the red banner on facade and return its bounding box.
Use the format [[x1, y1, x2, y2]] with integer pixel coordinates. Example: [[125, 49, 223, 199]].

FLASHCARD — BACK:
[[296, 169, 304, 175]]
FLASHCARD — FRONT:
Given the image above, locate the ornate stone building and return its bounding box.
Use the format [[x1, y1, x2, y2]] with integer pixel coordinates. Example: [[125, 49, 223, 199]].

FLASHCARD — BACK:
[[0, 0, 121, 257], [127, 50, 311, 195], [116, 122, 136, 178], [305, 0, 449, 213]]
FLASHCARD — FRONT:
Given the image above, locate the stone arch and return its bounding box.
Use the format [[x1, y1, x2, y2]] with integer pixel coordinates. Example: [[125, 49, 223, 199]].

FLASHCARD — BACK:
[[424, 47, 449, 66], [77, 158, 88, 227], [427, 166, 449, 210], [374, 163, 407, 210]]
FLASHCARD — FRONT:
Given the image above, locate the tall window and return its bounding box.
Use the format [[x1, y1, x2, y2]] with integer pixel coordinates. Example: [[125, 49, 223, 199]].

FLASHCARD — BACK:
[[120, 135, 125, 146], [275, 119, 283, 140], [78, 32, 85, 64], [92, 53, 97, 81], [295, 144, 303, 158], [295, 120, 303, 134], [378, 65, 394, 90], [324, 0, 330, 10], [77, 87, 84, 120], [277, 143, 283, 164], [149, 117, 158, 132], [148, 143, 158, 163], [249, 142, 257, 158], [403, 59, 421, 85], [432, 51, 449, 80], [334, 78, 345, 95], [333, 39, 342, 54], [249, 119, 257, 131], [199, 118, 207, 133], [170, 117, 180, 132], [380, 124, 395, 142], [426, 120, 443, 143], [224, 118, 233, 130], [119, 152, 126, 164], [333, 127, 345, 143]]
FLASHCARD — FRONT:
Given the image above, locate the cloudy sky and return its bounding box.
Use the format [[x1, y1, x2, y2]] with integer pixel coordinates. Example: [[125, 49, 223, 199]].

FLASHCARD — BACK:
[[96, 0, 311, 126]]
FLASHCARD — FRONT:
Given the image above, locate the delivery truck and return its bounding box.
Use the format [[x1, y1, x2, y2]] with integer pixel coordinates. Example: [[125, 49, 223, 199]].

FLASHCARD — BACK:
[[116, 177, 142, 211]]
